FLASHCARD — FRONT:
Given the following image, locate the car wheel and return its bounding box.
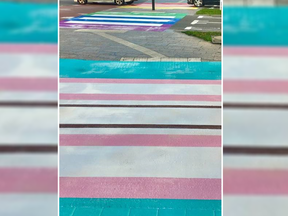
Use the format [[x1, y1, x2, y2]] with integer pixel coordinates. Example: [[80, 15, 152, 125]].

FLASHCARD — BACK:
[[126, 1, 134, 4], [193, 0, 203, 7], [115, 0, 124, 5], [78, 0, 87, 4]]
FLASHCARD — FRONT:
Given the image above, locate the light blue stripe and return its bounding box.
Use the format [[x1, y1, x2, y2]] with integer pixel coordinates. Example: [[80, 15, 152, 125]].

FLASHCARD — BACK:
[[60, 59, 221, 80], [68, 18, 179, 25], [79, 15, 177, 20], [60, 198, 221, 216], [0, 2, 57, 43], [224, 7, 288, 46]]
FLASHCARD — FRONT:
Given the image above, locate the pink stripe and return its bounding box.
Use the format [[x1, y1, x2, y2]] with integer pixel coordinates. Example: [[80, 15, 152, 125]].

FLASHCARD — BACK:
[[60, 134, 221, 147], [60, 177, 221, 200], [224, 80, 288, 94], [0, 44, 57, 54], [0, 78, 58, 91], [224, 169, 288, 195], [224, 46, 288, 56], [60, 78, 221, 85], [0, 168, 57, 193], [60, 93, 221, 101]]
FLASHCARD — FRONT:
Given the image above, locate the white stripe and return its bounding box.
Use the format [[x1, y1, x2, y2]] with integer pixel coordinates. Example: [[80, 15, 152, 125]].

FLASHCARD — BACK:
[[224, 56, 288, 80], [224, 155, 288, 170], [66, 21, 163, 27], [0, 108, 57, 145], [60, 128, 222, 136], [60, 83, 221, 95], [0, 154, 57, 168], [224, 93, 288, 105], [191, 20, 199, 25], [224, 109, 288, 147], [60, 107, 221, 125], [0, 194, 57, 216], [60, 146, 221, 178], [60, 100, 221, 106], [198, 16, 203, 18], [79, 17, 171, 22], [90, 14, 176, 19], [224, 196, 288, 216], [185, 26, 192, 30], [0, 54, 57, 78], [0, 92, 57, 102]]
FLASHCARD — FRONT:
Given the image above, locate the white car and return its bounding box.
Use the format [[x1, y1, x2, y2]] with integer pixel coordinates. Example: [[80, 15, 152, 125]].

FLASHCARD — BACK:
[[75, 0, 135, 5]]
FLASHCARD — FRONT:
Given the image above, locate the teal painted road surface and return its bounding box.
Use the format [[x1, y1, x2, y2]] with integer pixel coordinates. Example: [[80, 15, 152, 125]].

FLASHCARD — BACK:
[[224, 7, 288, 46], [60, 60, 221, 80]]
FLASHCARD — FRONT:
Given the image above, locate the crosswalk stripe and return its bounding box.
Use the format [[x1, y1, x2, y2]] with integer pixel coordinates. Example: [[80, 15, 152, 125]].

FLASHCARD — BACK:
[[66, 21, 163, 27]]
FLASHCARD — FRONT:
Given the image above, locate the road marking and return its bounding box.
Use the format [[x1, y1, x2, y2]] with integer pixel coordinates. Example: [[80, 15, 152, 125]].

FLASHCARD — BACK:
[[198, 16, 203, 18], [185, 26, 192, 30], [66, 21, 163, 27], [79, 17, 172, 22], [76, 30, 166, 58], [191, 20, 199, 25]]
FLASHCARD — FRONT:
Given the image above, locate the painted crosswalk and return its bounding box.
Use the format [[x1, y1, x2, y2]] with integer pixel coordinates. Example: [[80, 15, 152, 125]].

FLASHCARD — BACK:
[[60, 12, 186, 31], [59, 60, 222, 216]]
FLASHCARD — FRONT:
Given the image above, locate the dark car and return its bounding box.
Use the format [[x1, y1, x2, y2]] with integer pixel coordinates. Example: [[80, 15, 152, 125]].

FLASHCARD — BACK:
[[187, 0, 220, 7]]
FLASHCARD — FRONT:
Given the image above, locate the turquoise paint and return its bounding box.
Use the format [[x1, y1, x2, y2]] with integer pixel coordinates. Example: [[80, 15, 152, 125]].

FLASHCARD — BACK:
[[224, 7, 288, 46], [60, 198, 221, 216], [0, 2, 57, 43], [60, 59, 221, 80]]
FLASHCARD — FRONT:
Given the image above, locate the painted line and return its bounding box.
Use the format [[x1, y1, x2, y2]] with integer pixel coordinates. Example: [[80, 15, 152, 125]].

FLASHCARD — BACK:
[[191, 20, 199, 25], [60, 177, 221, 199], [0, 194, 57, 216], [224, 196, 288, 216], [224, 147, 288, 155], [1, 53, 57, 77], [0, 44, 57, 54], [224, 93, 288, 105], [0, 168, 57, 193], [60, 60, 221, 80], [78, 17, 172, 22], [224, 109, 288, 147], [224, 169, 288, 195], [0, 101, 57, 107], [60, 146, 221, 178], [0, 92, 57, 103], [60, 94, 221, 101], [60, 100, 221, 106], [224, 103, 288, 109], [224, 155, 288, 170], [0, 154, 57, 168], [90, 14, 177, 19], [66, 21, 163, 27], [60, 83, 221, 95], [224, 46, 288, 56], [185, 27, 192, 30], [1, 108, 57, 145], [198, 16, 203, 18], [60, 134, 221, 147], [224, 80, 288, 93], [60, 104, 221, 109], [0, 145, 57, 153], [224, 56, 288, 79], [59, 107, 221, 125], [93, 32, 166, 58], [60, 198, 221, 211], [60, 78, 221, 84], [60, 124, 221, 129], [121, 6, 197, 10], [60, 128, 222, 136], [71, 18, 177, 25]]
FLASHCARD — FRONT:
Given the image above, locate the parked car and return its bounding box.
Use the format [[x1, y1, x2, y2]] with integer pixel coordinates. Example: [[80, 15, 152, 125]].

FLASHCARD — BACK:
[[76, 0, 135, 5], [187, 0, 220, 7]]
